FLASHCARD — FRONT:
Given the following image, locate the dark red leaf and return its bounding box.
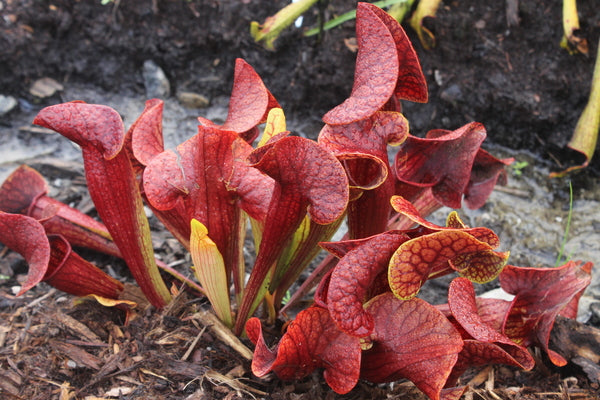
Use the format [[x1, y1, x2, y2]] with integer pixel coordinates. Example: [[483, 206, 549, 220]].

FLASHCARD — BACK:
[[319, 236, 377, 259], [44, 235, 124, 299], [319, 111, 407, 190], [129, 98, 165, 166], [499, 261, 592, 366], [143, 126, 248, 296], [560, 261, 593, 319], [366, 4, 428, 103], [34, 102, 124, 159], [34, 102, 171, 308], [390, 195, 500, 247], [198, 58, 279, 137], [0, 212, 50, 294], [464, 149, 514, 210], [319, 111, 409, 238], [246, 307, 361, 394], [394, 122, 487, 208], [449, 278, 511, 343], [447, 278, 534, 381], [313, 268, 333, 309], [248, 137, 348, 224], [125, 99, 195, 248], [0, 165, 121, 258], [236, 137, 348, 334], [361, 293, 462, 400], [0, 213, 123, 299], [0, 164, 47, 214], [448, 340, 534, 386], [322, 4, 399, 125], [226, 137, 274, 222], [323, 3, 427, 125], [475, 297, 513, 333], [326, 232, 409, 336]]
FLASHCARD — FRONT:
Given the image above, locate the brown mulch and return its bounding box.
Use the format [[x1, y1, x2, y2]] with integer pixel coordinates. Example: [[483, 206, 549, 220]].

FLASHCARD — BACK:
[[1, 282, 600, 399]]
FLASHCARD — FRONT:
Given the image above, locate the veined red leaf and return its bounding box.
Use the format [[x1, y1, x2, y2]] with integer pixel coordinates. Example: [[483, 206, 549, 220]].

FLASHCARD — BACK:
[[125, 99, 192, 248], [449, 278, 513, 343], [0, 164, 47, 214], [235, 136, 349, 335], [464, 149, 513, 209], [446, 278, 534, 382], [361, 293, 462, 400], [43, 235, 124, 299], [320, 236, 377, 259], [197, 58, 279, 140], [300, 236, 382, 313], [0, 165, 121, 258], [0, 212, 50, 294], [560, 261, 593, 319], [366, 3, 428, 103], [246, 307, 361, 394], [0, 212, 123, 299], [448, 340, 534, 386], [475, 297, 513, 333], [319, 111, 407, 191], [226, 136, 275, 222], [34, 101, 123, 158], [389, 230, 508, 300], [323, 3, 426, 125], [248, 136, 348, 224], [143, 126, 247, 298], [499, 261, 592, 366], [390, 195, 500, 247], [326, 232, 409, 337], [34, 102, 171, 308], [394, 122, 487, 209], [129, 98, 165, 167], [322, 3, 397, 125], [319, 111, 409, 238]]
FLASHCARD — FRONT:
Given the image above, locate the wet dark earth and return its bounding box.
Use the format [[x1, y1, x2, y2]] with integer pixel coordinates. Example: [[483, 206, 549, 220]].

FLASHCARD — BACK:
[[1, 0, 599, 166]]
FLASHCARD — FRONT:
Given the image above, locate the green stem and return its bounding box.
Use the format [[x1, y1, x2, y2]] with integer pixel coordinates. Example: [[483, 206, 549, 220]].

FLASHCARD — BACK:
[[555, 181, 573, 267]]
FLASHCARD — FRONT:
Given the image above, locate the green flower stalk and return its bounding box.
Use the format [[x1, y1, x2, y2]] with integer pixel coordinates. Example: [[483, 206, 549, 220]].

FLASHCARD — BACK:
[[551, 39, 600, 177], [251, 0, 319, 50]]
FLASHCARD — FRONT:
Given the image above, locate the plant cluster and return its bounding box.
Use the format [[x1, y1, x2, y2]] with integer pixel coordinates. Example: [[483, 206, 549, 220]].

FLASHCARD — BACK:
[[0, 3, 593, 399]]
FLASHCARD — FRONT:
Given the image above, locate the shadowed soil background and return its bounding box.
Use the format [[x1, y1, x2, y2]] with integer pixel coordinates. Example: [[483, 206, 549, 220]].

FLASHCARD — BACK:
[[1, 0, 600, 399], [1, 0, 599, 167]]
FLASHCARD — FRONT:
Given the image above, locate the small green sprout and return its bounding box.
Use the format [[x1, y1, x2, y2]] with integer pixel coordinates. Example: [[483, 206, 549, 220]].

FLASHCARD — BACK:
[[555, 181, 574, 267], [304, 0, 414, 37], [510, 160, 529, 176]]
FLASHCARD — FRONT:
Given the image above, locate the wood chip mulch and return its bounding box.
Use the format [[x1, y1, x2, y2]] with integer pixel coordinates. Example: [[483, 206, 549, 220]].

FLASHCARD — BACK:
[[2, 283, 600, 400]]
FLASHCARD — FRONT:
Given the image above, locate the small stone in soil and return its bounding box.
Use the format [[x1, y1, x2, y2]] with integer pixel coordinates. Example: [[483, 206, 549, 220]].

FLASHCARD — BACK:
[[143, 60, 171, 99]]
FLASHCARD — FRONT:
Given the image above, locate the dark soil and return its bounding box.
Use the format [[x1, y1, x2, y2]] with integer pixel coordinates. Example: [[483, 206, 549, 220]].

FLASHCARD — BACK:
[[1, 0, 600, 399], [1, 0, 599, 171]]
